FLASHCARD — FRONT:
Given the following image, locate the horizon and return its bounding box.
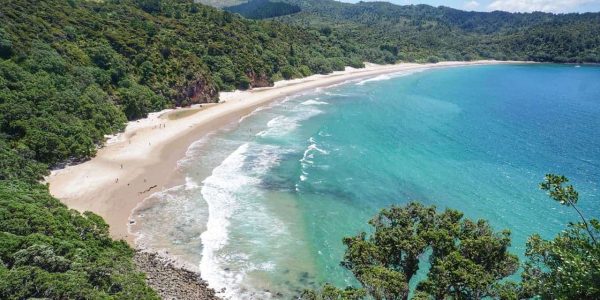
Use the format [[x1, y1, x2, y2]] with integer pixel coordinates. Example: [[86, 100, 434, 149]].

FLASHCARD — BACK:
[[339, 0, 600, 13]]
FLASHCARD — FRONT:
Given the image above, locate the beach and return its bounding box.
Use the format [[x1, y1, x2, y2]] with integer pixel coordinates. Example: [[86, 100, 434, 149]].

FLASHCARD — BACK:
[[46, 60, 517, 245]]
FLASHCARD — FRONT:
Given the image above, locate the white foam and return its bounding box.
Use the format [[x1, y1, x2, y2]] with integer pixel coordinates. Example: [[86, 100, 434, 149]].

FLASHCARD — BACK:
[[355, 69, 424, 86], [185, 176, 199, 190], [356, 74, 393, 85], [301, 99, 329, 106], [199, 143, 289, 299], [177, 135, 213, 169], [299, 138, 329, 184], [256, 106, 322, 138], [200, 143, 252, 299], [324, 92, 349, 97]]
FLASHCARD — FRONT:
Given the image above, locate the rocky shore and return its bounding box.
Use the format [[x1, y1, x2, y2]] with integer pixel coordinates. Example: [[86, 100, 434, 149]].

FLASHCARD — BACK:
[[134, 251, 220, 300]]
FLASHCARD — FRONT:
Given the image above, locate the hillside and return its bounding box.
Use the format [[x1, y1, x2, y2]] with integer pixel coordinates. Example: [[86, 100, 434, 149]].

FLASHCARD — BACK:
[[1, 0, 598, 298], [0, 0, 369, 298], [221, 0, 600, 63], [197, 0, 246, 8]]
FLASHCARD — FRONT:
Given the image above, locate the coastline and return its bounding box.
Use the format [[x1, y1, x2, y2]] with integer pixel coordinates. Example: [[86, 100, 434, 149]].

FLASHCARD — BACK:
[[45, 60, 521, 245]]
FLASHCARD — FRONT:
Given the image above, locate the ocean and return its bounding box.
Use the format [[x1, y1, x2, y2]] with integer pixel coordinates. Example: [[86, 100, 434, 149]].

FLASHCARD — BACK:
[[131, 64, 600, 299]]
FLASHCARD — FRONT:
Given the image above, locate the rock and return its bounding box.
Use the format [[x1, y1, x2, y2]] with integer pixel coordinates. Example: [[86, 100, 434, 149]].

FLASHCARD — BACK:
[[176, 75, 219, 106], [134, 250, 220, 300], [246, 70, 272, 88]]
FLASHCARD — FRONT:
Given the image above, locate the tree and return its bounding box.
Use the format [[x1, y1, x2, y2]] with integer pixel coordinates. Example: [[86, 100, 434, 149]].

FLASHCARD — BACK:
[[521, 223, 600, 299], [540, 174, 597, 244], [117, 83, 166, 120], [520, 175, 600, 299], [316, 203, 518, 300], [136, 0, 162, 13], [302, 284, 366, 300], [0, 181, 159, 299], [0, 28, 14, 59], [417, 219, 519, 299]]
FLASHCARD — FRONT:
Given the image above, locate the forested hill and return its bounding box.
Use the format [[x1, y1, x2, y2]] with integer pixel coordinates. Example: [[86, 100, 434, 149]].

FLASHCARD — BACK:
[[0, 0, 369, 298], [0, 0, 598, 298], [218, 0, 600, 63], [0, 0, 370, 170]]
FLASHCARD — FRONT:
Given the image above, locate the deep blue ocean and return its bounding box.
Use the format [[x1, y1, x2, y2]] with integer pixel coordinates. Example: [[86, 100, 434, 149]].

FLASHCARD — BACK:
[[133, 64, 600, 299]]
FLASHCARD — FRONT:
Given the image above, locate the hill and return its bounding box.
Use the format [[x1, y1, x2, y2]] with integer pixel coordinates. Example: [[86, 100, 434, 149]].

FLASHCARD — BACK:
[[220, 0, 600, 63], [0, 0, 368, 297], [225, 0, 301, 19], [1, 0, 598, 298]]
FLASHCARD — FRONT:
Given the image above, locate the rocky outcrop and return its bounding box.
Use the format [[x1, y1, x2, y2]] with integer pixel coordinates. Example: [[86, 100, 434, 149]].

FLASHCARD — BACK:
[[247, 70, 272, 88], [134, 251, 220, 300], [176, 76, 219, 106]]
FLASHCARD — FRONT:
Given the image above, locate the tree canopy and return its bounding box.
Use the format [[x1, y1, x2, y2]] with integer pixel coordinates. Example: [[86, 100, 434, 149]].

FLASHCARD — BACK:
[[217, 0, 600, 63], [0, 181, 158, 299], [305, 203, 519, 300], [305, 176, 600, 299]]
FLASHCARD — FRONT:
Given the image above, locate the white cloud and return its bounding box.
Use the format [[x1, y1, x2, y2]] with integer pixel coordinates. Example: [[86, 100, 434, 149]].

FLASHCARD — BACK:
[[487, 0, 597, 12], [464, 0, 481, 9]]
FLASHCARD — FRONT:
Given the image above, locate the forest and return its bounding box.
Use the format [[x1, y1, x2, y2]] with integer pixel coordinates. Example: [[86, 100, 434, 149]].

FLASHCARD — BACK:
[[1, 0, 599, 298], [0, 0, 366, 297], [224, 0, 600, 63]]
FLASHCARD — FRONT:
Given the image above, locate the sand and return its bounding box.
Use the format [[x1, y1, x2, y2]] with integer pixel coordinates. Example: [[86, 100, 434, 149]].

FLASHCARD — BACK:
[[46, 60, 520, 245]]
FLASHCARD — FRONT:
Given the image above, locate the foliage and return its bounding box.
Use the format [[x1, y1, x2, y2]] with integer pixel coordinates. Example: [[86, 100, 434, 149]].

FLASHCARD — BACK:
[[521, 222, 600, 299], [226, 0, 301, 19], [0, 0, 371, 170], [319, 203, 519, 300], [540, 174, 597, 244], [301, 284, 367, 300], [1, 0, 599, 298], [520, 175, 600, 299], [0, 181, 159, 299], [267, 0, 600, 63]]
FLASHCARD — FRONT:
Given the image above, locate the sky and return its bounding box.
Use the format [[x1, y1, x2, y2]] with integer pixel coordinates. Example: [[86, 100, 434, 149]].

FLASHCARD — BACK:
[[340, 0, 600, 13]]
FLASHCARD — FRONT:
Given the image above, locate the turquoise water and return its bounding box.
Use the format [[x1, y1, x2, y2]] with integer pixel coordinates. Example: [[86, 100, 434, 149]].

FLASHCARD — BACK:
[[132, 64, 600, 299]]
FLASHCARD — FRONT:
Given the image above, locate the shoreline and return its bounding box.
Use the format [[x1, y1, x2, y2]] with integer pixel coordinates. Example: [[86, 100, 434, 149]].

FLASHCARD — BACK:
[[46, 60, 522, 245]]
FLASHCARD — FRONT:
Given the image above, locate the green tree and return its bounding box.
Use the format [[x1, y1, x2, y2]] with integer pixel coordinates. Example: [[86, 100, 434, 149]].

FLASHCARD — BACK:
[[0, 181, 159, 299], [520, 175, 600, 299], [319, 203, 518, 300], [117, 84, 166, 120], [539, 174, 597, 244], [302, 284, 367, 300]]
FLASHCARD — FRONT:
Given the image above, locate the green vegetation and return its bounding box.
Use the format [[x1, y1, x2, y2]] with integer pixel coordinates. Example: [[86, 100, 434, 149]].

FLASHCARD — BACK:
[[520, 175, 600, 299], [303, 203, 519, 300], [304, 175, 600, 299], [0, 0, 370, 297], [0, 0, 371, 170], [220, 0, 600, 63], [0, 181, 158, 299], [226, 0, 301, 19], [1, 0, 599, 298]]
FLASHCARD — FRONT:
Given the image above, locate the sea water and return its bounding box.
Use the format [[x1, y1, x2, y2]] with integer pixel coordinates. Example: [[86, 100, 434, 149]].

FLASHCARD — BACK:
[[131, 64, 600, 298]]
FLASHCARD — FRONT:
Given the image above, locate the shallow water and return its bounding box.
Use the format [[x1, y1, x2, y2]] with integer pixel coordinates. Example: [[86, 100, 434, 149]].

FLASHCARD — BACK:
[[132, 64, 600, 298]]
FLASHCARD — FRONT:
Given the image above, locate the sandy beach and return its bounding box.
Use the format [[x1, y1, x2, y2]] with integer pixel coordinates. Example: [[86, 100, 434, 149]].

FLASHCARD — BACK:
[[46, 60, 518, 245]]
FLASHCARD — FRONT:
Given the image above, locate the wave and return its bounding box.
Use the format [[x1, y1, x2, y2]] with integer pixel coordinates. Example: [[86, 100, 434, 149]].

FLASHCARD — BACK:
[[356, 74, 394, 85], [298, 137, 330, 184], [200, 143, 251, 299], [199, 142, 289, 299], [324, 91, 349, 97], [129, 175, 206, 258], [256, 106, 322, 138], [238, 96, 293, 124], [301, 99, 329, 106], [355, 69, 425, 86]]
